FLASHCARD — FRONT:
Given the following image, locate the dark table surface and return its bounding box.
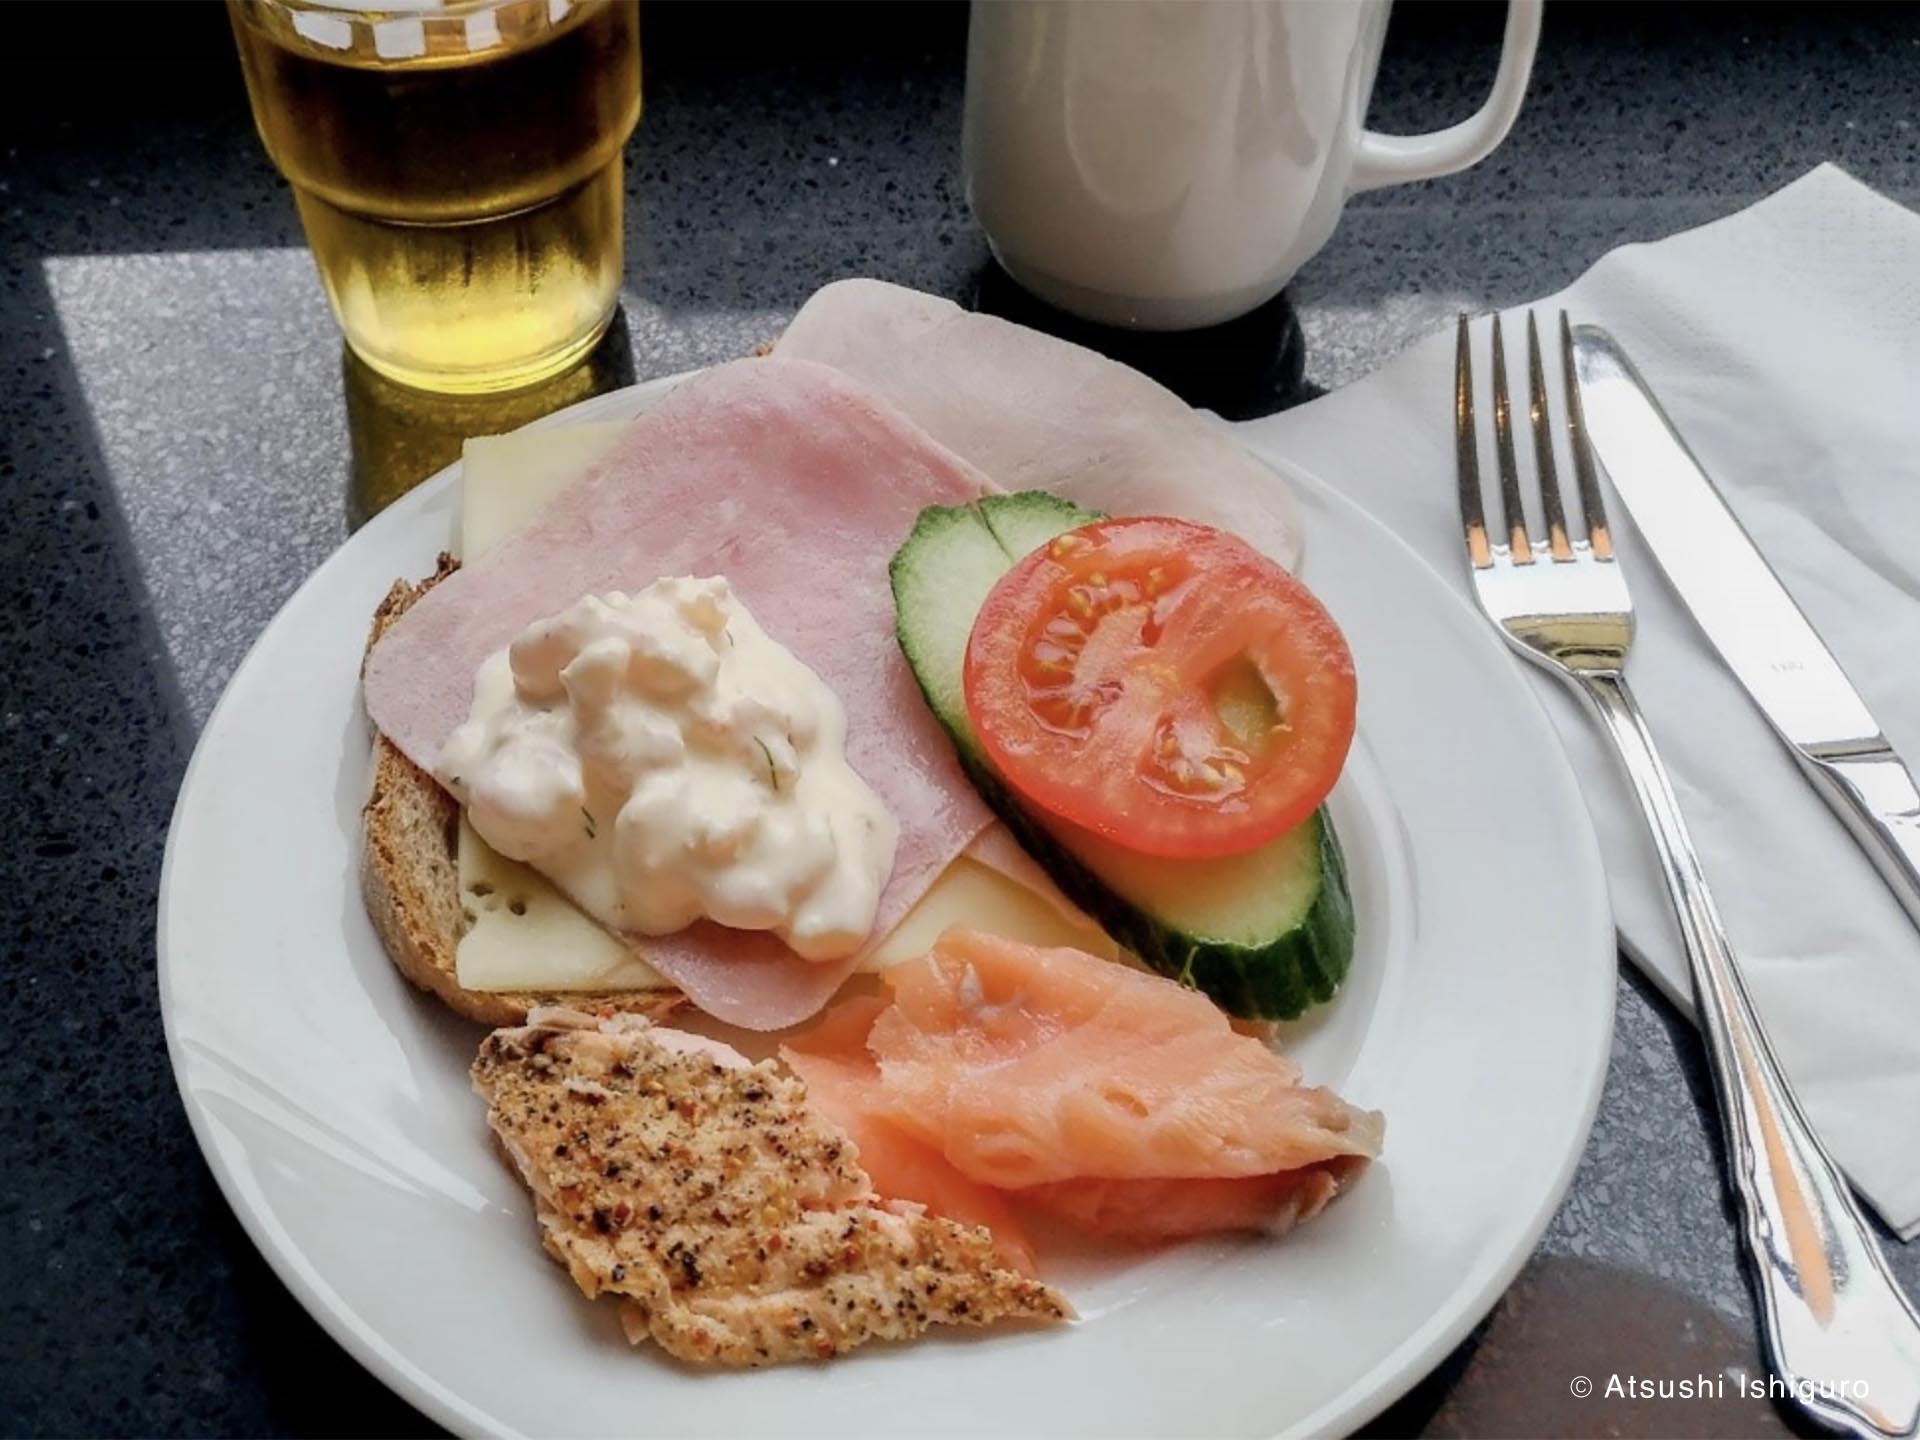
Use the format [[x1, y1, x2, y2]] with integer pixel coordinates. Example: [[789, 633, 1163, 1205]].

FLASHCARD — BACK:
[[4, 2, 1918, 1435]]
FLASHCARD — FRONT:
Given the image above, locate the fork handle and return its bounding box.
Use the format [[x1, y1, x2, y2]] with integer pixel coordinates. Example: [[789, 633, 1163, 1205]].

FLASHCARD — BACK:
[[1578, 671, 1920, 1439]]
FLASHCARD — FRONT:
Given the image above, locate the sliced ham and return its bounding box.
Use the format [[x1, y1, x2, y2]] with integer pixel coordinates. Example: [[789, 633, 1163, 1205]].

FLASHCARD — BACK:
[[363, 357, 999, 1029], [775, 278, 1306, 570]]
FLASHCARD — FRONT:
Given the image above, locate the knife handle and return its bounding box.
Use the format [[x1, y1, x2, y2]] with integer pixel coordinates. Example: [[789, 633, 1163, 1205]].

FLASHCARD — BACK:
[[1580, 672, 1920, 1440], [1801, 744, 1920, 938]]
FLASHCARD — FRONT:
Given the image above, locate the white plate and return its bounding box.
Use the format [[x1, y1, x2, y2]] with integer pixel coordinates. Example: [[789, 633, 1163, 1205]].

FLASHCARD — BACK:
[[160, 375, 1615, 1439]]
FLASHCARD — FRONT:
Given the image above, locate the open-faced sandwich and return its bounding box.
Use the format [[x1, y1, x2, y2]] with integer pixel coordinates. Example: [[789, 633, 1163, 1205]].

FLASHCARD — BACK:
[[358, 279, 1383, 1367]]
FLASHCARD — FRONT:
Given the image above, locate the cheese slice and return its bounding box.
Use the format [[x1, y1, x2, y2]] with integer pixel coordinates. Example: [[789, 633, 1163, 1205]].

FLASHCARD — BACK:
[[450, 409, 1117, 995], [865, 855, 1114, 968], [459, 422, 629, 560], [455, 816, 670, 991], [455, 420, 677, 993]]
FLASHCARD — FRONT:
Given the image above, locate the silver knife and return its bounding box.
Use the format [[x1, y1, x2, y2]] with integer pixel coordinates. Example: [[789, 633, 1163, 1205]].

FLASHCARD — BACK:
[[1571, 324, 1920, 935]]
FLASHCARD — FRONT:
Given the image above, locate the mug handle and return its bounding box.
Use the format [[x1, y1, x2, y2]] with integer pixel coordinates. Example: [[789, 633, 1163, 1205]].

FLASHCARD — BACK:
[[1348, 0, 1543, 193]]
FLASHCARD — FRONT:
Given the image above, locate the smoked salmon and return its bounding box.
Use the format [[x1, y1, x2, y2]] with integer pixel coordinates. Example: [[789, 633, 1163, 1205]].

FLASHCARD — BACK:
[[784, 995, 1042, 1275], [786, 928, 1382, 1247]]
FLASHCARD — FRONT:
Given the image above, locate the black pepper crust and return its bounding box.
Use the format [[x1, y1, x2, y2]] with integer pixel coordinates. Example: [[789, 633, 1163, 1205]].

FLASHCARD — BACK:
[[472, 1009, 1069, 1366]]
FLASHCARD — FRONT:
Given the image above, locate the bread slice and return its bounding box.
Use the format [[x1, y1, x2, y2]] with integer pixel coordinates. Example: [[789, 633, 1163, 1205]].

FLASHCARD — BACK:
[[359, 557, 682, 1025]]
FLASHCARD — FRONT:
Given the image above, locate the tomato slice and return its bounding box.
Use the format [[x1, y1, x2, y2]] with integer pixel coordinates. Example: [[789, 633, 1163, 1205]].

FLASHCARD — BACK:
[[963, 516, 1356, 860]]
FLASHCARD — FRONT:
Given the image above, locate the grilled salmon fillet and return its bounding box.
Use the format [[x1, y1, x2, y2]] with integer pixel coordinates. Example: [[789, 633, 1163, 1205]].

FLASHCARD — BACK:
[[471, 1009, 1069, 1367]]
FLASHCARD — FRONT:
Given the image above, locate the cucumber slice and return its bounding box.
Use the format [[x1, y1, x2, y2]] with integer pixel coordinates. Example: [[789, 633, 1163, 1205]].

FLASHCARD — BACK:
[[890, 492, 1355, 1020], [890, 492, 1096, 743]]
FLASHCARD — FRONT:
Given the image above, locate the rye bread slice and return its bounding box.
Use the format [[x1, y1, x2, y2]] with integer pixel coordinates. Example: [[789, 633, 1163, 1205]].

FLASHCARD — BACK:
[[358, 556, 683, 1025]]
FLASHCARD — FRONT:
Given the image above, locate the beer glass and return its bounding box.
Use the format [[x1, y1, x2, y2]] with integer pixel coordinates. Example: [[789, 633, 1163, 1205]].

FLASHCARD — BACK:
[[229, 0, 641, 393]]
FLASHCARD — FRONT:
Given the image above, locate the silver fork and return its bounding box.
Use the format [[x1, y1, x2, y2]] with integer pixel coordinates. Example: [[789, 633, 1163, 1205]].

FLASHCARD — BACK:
[[1457, 310, 1920, 1440]]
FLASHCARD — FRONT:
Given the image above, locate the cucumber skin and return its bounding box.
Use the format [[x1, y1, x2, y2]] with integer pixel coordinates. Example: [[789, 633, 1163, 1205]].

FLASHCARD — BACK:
[[888, 493, 1356, 1021], [955, 745, 1353, 1020]]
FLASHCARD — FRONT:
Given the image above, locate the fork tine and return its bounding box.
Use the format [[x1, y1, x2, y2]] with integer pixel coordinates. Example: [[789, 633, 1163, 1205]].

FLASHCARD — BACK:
[[1559, 311, 1614, 560], [1489, 315, 1534, 563], [1455, 315, 1492, 568], [1525, 312, 1575, 561]]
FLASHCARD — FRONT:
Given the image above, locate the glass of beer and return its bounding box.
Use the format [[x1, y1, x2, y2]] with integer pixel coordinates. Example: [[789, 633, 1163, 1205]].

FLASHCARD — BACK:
[[228, 0, 641, 394]]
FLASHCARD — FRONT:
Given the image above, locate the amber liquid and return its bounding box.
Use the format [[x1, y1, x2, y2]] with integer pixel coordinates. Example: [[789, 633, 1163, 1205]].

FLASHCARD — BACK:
[[229, 0, 641, 393]]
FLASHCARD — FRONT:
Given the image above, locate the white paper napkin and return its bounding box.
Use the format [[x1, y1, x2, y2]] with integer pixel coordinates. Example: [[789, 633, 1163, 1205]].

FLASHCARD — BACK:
[[1236, 164, 1920, 1237]]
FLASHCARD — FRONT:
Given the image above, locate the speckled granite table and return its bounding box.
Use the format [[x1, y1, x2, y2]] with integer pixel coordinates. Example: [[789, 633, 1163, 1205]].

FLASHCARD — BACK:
[[4, 3, 1918, 1435]]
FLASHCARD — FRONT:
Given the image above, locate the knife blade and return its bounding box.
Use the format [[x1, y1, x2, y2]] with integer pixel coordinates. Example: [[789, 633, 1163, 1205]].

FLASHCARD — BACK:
[[1571, 323, 1920, 935]]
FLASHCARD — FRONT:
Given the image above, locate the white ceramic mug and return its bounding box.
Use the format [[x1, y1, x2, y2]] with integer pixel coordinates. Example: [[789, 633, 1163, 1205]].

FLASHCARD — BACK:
[[964, 0, 1542, 330]]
